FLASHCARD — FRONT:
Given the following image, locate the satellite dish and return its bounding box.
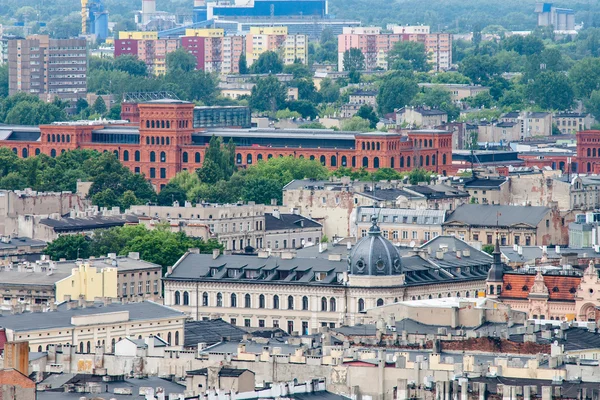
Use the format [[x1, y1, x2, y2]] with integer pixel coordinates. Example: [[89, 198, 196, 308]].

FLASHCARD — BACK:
[[409, 240, 416, 248]]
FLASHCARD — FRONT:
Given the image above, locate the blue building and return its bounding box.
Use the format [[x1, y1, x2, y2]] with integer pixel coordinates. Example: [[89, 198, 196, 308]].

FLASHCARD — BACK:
[[194, 0, 327, 23]]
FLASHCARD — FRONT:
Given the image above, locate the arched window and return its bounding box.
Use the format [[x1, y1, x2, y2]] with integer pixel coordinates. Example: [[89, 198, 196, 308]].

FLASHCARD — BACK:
[[376, 142, 380, 150], [367, 142, 371, 150], [146, 137, 150, 145], [594, 148, 597, 157], [216, 293, 223, 307], [268, 154, 273, 159], [426, 155, 429, 166], [79, 342, 84, 353], [22, 148, 28, 158], [245, 294, 251, 308], [61, 134, 65, 143], [135, 150, 140, 161], [87, 341, 91, 353], [51, 149, 56, 158], [358, 298, 365, 312], [123, 150, 129, 161], [258, 154, 263, 160], [287, 295, 294, 310], [161, 120, 165, 129], [259, 294, 265, 308], [273, 295, 280, 309], [182, 152, 188, 163], [231, 293, 237, 307], [352, 156, 356, 167], [35, 148, 40, 155], [371, 141, 375, 150], [11, 147, 17, 154], [331, 155, 337, 167], [321, 297, 327, 311], [111, 338, 116, 352], [247, 154, 253, 164], [167, 332, 172, 344], [341, 156, 347, 166], [146, 120, 150, 128], [152, 120, 155, 128], [420, 155, 424, 166], [400, 156, 404, 167], [160, 151, 166, 162], [166, 137, 170, 145], [195, 152, 201, 163], [320, 155, 326, 165], [429, 139, 433, 147], [302, 296, 308, 310], [150, 151, 156, 162], [376, 298, 384, 307], [330, 298, 336, 312], [236, 153, 242, 164], [67, 135, 71, 143], [56, 135, 61, 143], [38, 345, 42, 352], [174, 291, 181, 305], [407, 156, 411, 167], [432, 155, 436, 165], [309, 155, 315, 160], [390, 157, 394, 168], [151, 137, 155, 145], [166, 121, 170, 128], [373, 157, 380, 168], [202, 292, 209, 306], [362, 157, 369, 168], [442, 154, 447, 164], [175, 331, 179, 345], [183, 291, 189, 305], [589, 162, 592, 172], [589, 148, 592, 157]]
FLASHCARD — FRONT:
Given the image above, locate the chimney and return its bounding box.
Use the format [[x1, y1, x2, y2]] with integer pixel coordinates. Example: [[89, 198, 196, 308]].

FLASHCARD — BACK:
[[463, 249, 470, 257], [456, 250, 461, 258], [555, 245, 560, 254], [272, 209, 280, 219], [346, 242, 352, 250], [436, 250, 444, 260], [518, 246, 523, 256], [212, 248, 220, 259], [128, 252, 140, 260]]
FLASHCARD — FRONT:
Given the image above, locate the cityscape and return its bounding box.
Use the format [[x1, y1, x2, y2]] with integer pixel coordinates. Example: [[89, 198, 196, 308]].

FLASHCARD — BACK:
[[1, 0, 600, 399]]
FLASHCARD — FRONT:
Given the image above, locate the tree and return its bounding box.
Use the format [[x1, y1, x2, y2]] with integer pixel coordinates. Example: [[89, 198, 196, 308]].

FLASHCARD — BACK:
[[299, 121, 327, 129], [411, 86, 460, 120], [408, 168, 432, 185], [341, 116, 372, 131], [196, 136, 236, 184], [92, 96, 107, 115], [276, 108, 302, 119], [377, 74, 419, 114], [75, 98, 89, 115], [459, 54, 499, 84], [319, 78, 341, 103], [527, 71, 574, 110], [249, 76, 287, 113], [388, 41, 429, 72], [166, 48, 197, 73], [585, 90, 600, 120], [372, 168, 403, 181], [238, 54, 248, 74], [250, 51, 283, 74], [0, 65, 9, 98], [287, 100, 319, 119], [569, 58, 600, 99], [45, 234, 91, 261], [343, 48, 365, 71], [356, 105, 379, 129], [114, 55, 147, 76], [502, 35, 544, 56], [465, 91, 494, 109], [157, 182, 188, 206], [284, 62, 312, 79], [431, 72, 471, 84]]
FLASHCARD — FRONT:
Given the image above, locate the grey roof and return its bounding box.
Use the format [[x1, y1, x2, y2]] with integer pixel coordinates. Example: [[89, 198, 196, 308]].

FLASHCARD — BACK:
[[202, 128, 358, 140], [264, 213, 322, 231], [444, 205, 550, 228], [462, 177, 507, 189], [0, 269, 71, 286], [0, 301, 184, 332], [184, 319, 248, 347], [500, 246, 597, 264], [398, 107, 447, 116], [200, 339, 300, 355], [348, 219, 402, 276], [420, 235, 493, 268], [404, 184, 469, 199], [187, 367, 251, 377], [360, 188, 420, 202], [357, 207, 446, 226], [0, 125, 41, 142], [0, 237, 47, 251], [37, 376, 185, 400], [56, 255, 162, 272], [40, 215, 139, 232]]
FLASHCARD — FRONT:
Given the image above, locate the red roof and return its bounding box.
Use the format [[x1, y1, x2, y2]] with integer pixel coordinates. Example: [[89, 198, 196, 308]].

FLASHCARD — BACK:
[[500, 274, 580, 301]]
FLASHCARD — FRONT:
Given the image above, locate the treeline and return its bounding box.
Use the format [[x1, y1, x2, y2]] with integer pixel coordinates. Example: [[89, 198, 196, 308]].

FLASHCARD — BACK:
[[44, 224, 222, 271]]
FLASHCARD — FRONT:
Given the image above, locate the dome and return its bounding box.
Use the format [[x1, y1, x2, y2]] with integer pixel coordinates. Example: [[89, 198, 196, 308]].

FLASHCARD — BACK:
[[348, 216, 402, 276]]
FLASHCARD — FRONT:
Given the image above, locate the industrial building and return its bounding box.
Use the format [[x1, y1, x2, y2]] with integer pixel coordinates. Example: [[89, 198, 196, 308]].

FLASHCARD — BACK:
[[535, 2, 575, 31]]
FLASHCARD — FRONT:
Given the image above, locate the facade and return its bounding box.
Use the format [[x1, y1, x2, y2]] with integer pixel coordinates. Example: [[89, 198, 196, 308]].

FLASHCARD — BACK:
[[264, 211, 322, 250], [455, 176, 510, 205], [163, 225, 491, 332], [501, 111, 553, 138], [443, 204, 567, 246], [0, 236, 46, 262], [337, 27, 452, 72], [348, 90, 377, 106], [179, 28, 245, 74], [55, 263, 117, 302], [8, 35, 87, 110], [0, 100, 452, 188], [203, 0, 327, 21], [0, 300, 185, 353], [418, 83, 489, 102], [396, 107, 448, 128], [554, 112, 594, 135], [115, 31, 179, 75], [186, 368, 255, 396], [355, 207, 445, 246], [477, 121, 521, 144], [245, 27, 307, 66]]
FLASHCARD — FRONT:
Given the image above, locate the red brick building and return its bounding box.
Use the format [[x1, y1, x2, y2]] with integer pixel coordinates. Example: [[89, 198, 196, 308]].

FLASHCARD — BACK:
[[0, 100, 453, 189]]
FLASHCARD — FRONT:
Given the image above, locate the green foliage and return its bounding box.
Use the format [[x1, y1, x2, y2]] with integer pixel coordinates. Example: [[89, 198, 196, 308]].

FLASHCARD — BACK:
[[341, 116, 372, 132], [46, 225, 222, 271], [371, 168, 403, 181], [343, 48, 365, 71], [238, 54, 249, 75], [482, 244, 495, 255], [283, 62, 312, 79], [411, 85, 460, 121], [319, 78, 341, 103], [276, 108, 302, 119], [377, 73, 419, 114], [0, 65, 8, 98], [585, 90, 600, 120], [251, 51, 283, 74], [408, 168, 432, 185], [465, 91, 494, 109], [459, 54, 499, 84], [313, 28, 338, 64], [92, 96, 107, 115], [157, 182, 188, 206], [196, 136, 236, 184], [166, 48, 197, 73], [249, 76, 287, 113], [526, 71, 574, 110], [569, 58, 600, 99], [388, 41, 429, 72], [431, 72, 471, 84], [502, 35, 545, 56], [299, 121, 327, 129], [45, 235, 91, 261], [113, 55, 147, 76], [0, 93, 67, 125], [287, 100, 319, 119], [356, 105, 379, 129]]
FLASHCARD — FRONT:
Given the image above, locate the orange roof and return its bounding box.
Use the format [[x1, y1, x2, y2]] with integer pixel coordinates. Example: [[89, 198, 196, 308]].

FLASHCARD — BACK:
[[500, 274, 580, 301]]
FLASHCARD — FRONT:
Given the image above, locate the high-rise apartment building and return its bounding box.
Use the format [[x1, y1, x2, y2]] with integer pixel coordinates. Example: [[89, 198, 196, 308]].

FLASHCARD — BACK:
[[181, 28, 225, 73], [245, 26, 307, 66], [337, 26, 452, 72], [8, 35, 87, 109], [115, 31, 178, 75]]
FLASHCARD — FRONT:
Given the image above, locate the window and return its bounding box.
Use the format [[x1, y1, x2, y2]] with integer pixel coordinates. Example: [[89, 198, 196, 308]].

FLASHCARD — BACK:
[[122, 283, 127, 296], [174, 291, 180, 305], [231, 318, 237, 325], [216, 293, 223, 307], [245, 294, 251, 308], [288, 295, 294, 310], [402, 231, 408, 239], [259, 319, 265, 327], [376, 298, 384, 307], [135, 150, 140, 161], [182, 152, 188, 163], [146, 280, 150, 293], [160, 168, 166, 179], [244, 319, 251, 327], [358, 298, 365, 312], [183, 291, 189, 305], [231, 293, 237, 307], [273, 320, 279, 328], [273, 295, 280, 309], [424, 232, 431, 241], [330, 298, 336, 312], [302, 296, 308, 310], [150, 151, 156, 162], [287, 320, 294, 334], [150, 168, 156, 178], [153, 280, 158, 293], [302, 321, 309, 335], [259, 294, 265, 308], [123, 150, 129, 161], [321, 297, 327, 311]]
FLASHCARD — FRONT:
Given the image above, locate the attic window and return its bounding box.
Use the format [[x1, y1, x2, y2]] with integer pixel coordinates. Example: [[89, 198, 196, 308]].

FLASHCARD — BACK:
[[210, 268, 219, 277], [505, 284, 512, 290], [522, 285, 529, 291], [552, 287, 559, 292], [569, 287, 577, 294]]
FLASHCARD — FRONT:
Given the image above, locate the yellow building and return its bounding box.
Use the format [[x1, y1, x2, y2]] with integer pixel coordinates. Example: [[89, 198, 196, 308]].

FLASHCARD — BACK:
[[55, 263, 117, 302], [184, 28, 224, 37], [246, 26, 290, 66], [118, 31, 158, 40]]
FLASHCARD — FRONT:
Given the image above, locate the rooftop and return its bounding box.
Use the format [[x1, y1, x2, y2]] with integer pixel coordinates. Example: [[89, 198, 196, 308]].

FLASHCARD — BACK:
[[264, 213, 322, 231], [184, 318, 248, 347], [445, 204, 550, 228], [40, 215, 139, 232]]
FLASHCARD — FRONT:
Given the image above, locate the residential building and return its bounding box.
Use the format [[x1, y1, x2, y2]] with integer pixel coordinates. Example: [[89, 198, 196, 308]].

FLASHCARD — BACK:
[[163, 221, 492, 331], [180, 28, 244, 74], [0, 99, 452, 188], [264, 211, 322, 250], [443, 204, 567, 246], [477, 121, 521, 144], [348, 89, 377, 106], [0, 369, 35, 400], [359, 184, 469, 210], [186, 368, 255, 396], [418, 83, 489, 102], [396, 107, 448, 128], [554, 112, 594, 134], [569, 211, 600, 248], [55, 263, 117, 302], [114, 31, 179, 75], [245, 27, 307, 66], [8, 35, 87, 111], [355, 207, 445, 245], [453, 176, 509, 205], [0, 300, 185, 353], [500, 111, 553, 138], [0, 237, 46, 262]]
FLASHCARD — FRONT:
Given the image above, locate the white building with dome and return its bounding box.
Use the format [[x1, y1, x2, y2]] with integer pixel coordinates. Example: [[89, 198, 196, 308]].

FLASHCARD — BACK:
[[163, 220, 494, 333]]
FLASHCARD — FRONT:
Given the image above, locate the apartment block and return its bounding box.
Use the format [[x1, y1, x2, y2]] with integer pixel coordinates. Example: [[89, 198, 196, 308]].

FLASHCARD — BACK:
[[115, 31, 179, 75], [8, 35, 87, 110], [337, 26, 452, 72], [245, 26, 307, 66]]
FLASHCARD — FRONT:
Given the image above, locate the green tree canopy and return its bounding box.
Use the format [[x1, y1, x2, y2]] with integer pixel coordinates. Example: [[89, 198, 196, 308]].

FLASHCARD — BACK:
[[249, 76, 287, 113], [356, 105, 379, 129], [251, 51, 284, 74], [166, 48, 197, 73], [343, 48, 365, 71], [114, 55, 148, 76], [388, 41, 429, 72], [377, 73, 419, 114], [569, 58, 600, 99], [92, 96, 107, 115], [527, 71, 574, 110]]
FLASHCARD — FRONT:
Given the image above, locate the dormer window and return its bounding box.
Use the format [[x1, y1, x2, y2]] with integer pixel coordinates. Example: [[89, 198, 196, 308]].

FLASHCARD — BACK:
[[210, 268, 219, 277], [227, 269, 239, 278], [315, 272, 327, 281]]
